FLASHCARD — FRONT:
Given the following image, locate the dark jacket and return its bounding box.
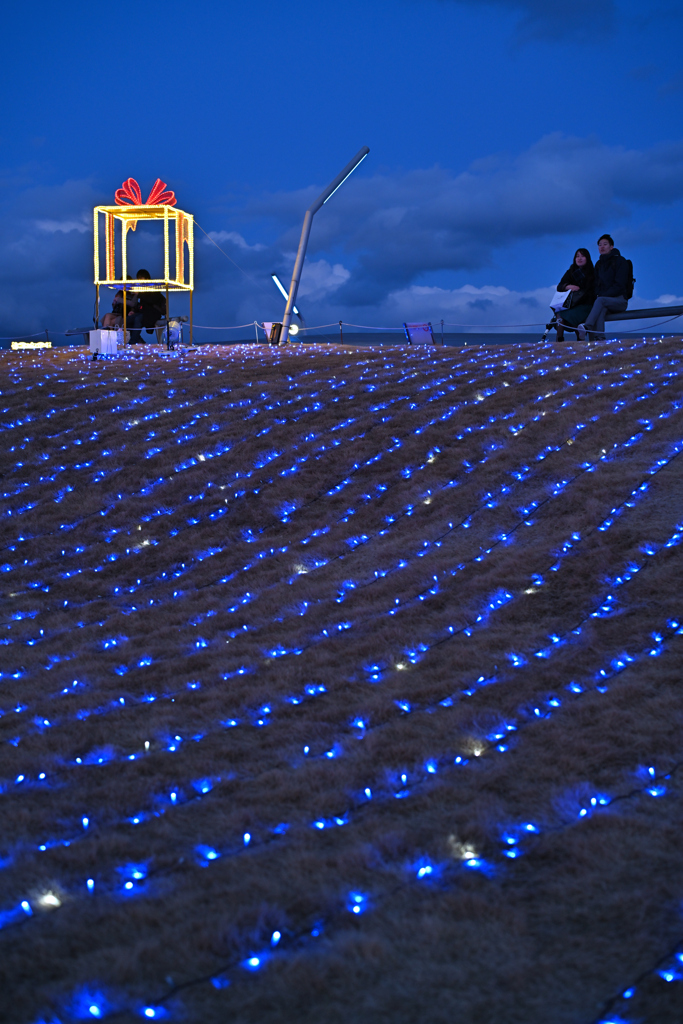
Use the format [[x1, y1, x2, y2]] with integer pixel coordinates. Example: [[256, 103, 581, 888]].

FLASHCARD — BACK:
[[136, 291, 167, 327], [557, 263, 596, 308], [594, 247, 630, 299]]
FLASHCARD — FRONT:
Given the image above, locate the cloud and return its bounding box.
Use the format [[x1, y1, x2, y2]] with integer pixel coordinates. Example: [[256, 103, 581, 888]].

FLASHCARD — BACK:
[[205, 230, 266, 251], [2, 133, 683, 336], [376, 283, 557, 330], [297, 259, 351, 301], [35, 217, 91, 234], [250, 133, 683, 305], [448, 0, 615, 41]]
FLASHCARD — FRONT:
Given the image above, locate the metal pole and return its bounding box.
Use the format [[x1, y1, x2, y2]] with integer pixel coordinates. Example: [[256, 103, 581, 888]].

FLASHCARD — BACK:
[[254, 321, 259, 344], [279, 146, 369, 345], [166, 285, 170, 349], [123, 283, 127, 342], [190, 290, 194, 346], [441, 319, 444, 346], [96, 284, 100, 328], [339, 320, 343, 345]]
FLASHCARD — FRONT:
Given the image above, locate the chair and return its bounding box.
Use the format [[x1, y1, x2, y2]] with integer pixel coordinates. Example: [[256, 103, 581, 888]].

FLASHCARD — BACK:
[[403, 322, 435, 345]]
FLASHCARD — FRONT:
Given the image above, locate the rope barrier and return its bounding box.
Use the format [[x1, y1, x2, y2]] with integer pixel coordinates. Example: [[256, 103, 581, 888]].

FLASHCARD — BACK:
[[297, 323, 346, 331], [2, 314, 682, 345], [441, 320, 548, 328], [192, 323, 258, 330], [0, 331, 48, 340]]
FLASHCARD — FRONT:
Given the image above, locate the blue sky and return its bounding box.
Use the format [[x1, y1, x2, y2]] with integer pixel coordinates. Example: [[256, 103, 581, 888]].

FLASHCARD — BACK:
[[2, 0, 683, 336]]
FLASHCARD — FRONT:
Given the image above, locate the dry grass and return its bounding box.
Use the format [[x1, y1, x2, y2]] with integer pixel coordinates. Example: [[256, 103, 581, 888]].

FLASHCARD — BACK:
[[1, 337, 683, 1024]]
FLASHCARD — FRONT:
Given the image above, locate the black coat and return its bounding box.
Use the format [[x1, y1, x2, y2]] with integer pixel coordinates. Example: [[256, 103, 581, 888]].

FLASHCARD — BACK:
[[594, 247, 630, 298], [136, 291, 167, 327], [557, 264, 595, 308]]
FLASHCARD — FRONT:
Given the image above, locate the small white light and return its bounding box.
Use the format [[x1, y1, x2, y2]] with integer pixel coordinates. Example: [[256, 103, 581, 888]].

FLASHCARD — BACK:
[[38, 892, 61, 908]]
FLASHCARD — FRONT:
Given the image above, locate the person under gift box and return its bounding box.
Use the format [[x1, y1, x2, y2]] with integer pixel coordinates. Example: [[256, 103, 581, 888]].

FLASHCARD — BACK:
[[129, 269, 166, 344], [101, 282, 136, 329]]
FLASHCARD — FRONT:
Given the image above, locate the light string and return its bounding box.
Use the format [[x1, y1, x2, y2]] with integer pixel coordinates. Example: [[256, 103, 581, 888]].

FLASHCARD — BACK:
[[16, 613, 683, 1023], [2, 344, 671, 651], [4, 486, 681, 932], [4, 516, 679, 875], [1, 337, 683, 1024], [3, 360, 679, 729], [2, 349, 681, 772], [3, 353, 676, 745]]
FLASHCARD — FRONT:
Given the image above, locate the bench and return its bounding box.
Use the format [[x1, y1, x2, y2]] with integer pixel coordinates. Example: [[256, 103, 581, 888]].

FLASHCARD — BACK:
[[605, 304, 683, 324], [543, 303, 683, 342]]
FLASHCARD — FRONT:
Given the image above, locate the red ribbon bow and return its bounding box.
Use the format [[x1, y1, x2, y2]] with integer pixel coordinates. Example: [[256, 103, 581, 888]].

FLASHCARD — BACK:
[[114, 178, 177, 207]]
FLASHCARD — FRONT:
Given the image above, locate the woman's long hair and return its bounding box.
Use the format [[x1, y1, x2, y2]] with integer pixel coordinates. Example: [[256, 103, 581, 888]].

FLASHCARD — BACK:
[[574, 248, 594, 276]]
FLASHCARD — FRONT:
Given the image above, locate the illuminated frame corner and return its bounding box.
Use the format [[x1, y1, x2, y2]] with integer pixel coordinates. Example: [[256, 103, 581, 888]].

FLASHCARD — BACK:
[[93, 205, 194, 293]]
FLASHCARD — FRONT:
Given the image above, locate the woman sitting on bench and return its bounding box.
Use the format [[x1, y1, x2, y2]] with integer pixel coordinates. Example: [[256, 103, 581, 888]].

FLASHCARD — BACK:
[[554, 248, 596, 341]]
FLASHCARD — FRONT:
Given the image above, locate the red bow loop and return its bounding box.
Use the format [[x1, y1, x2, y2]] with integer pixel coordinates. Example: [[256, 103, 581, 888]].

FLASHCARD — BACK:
[[145, 179, 177, 206], [113, 177, 177, 207], [114, 178, 143, 206]]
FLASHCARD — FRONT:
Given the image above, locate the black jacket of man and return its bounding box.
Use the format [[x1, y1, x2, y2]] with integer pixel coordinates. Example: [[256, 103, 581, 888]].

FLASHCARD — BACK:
[[136, 291, 167, 328], [594, 247, 630, 298]]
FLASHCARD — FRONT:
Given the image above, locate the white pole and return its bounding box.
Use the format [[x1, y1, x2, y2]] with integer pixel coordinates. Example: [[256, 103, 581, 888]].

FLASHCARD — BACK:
[[279, 146, 369, 345]]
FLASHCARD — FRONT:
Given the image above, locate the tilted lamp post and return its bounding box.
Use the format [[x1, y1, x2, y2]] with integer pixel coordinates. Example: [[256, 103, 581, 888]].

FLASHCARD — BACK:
[[279, 146, 369, 345]]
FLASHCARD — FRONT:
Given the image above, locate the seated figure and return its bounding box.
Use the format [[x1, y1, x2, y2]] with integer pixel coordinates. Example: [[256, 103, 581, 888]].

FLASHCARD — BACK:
[[129, 269, 167, 343], [101, 290, 124, 329], [102, 280, 136, 330], [577, 235, 631, 341], [554, 248, 596, 341]]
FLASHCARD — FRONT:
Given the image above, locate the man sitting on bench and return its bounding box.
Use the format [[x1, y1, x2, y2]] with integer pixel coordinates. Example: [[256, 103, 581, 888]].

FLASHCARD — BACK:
[[578, 234, 631, 341]]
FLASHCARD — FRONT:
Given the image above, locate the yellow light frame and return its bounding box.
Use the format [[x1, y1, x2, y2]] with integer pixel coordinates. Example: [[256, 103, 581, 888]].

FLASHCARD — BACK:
[[11, 340, 52, 350], [93, 205, 194, 293]]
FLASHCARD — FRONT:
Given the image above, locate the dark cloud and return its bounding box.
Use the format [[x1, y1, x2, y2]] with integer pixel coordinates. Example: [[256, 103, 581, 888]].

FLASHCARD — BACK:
[[1, 133, 683, 335], [449, 0, 615, 41], [251, 133, 683, 304]]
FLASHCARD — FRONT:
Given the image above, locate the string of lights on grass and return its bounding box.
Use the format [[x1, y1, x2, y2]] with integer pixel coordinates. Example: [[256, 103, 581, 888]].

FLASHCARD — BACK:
[[2, 347, 677, 704], [2, 503, 679, 929], [2, 337, 682, 1024], [17, 612, 683, 1023], [2, 348, 675, 598], [2, 374, 679, 765], [3, 376, 682, 805], [3, 514, 680, 881], [4, 337, 664, 522]]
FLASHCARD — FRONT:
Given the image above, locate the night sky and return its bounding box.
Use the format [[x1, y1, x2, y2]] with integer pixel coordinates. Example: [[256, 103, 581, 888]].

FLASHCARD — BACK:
[[2, 0, 682, 337]]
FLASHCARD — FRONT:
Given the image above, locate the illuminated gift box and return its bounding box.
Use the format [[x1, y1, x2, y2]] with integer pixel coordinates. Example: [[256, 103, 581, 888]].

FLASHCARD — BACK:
[[93, 178, 194, 334]]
